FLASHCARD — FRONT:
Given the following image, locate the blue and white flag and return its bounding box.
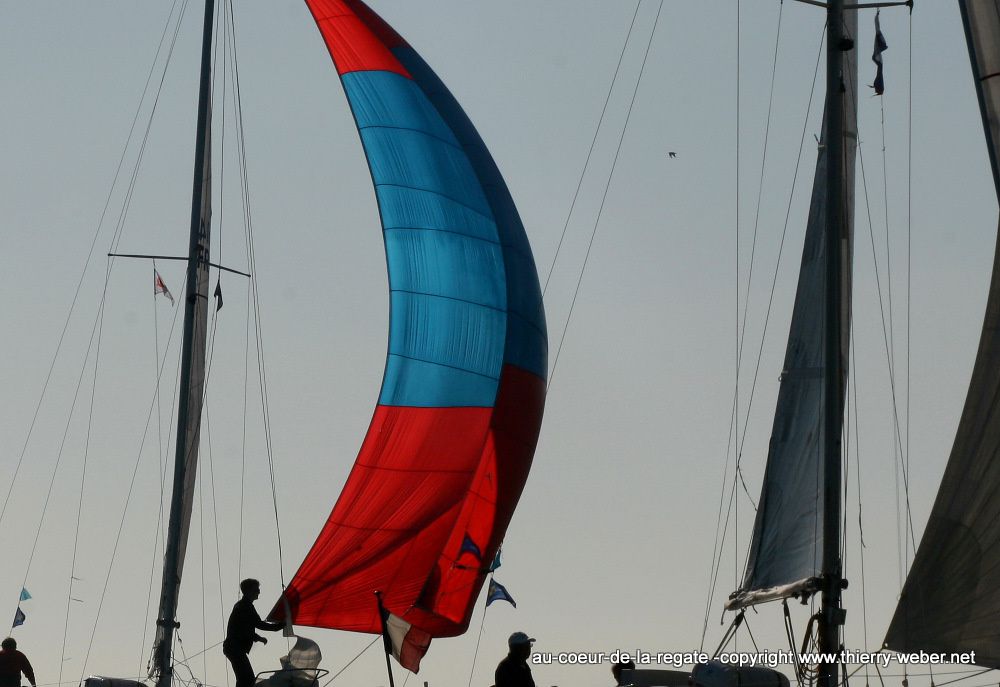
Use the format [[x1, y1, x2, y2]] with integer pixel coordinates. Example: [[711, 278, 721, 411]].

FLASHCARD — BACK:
[[486, 579, 516, 608], [12, 607, 25, 628], [19, 588, 30, 602], [872, 11, 888, 95], [489, 549, 502, 572]]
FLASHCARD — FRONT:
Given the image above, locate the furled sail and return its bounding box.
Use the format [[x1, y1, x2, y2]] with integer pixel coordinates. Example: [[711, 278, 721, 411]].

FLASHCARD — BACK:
[[884, 1, 1000, 666], [272, 0, 547, 646], [728, 11, 858, 609]]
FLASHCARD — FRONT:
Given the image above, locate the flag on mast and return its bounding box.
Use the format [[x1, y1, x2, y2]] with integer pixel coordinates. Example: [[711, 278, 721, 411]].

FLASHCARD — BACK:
[[872, 11, 888, 95], [377, 594, 431, 673], [486, 579, 516, 608], [154, 269, 175, 305]]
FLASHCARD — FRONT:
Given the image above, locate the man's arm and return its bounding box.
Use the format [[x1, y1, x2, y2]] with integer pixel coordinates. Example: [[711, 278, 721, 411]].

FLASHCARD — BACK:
[[20, 654, 36, 687], [251, 605, 283, 633]]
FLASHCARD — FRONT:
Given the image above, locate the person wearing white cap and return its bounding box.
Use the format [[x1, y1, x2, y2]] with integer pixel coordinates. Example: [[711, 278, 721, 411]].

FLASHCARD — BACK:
[[495, 631, 535, 687]]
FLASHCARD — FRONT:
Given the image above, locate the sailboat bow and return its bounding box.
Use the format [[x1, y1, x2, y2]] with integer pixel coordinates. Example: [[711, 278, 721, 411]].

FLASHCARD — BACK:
[[271, 0, 548, 642]]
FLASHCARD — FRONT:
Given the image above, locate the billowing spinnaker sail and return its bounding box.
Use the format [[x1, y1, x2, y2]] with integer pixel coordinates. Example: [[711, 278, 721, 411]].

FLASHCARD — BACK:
[[728, 11, 858, 609], [884, 1, 1000, 665], [273, 0, 547, 639]]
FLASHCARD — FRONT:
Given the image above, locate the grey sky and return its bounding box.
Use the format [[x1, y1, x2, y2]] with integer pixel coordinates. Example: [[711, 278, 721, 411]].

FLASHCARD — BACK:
[[0, 3, 994, 687]]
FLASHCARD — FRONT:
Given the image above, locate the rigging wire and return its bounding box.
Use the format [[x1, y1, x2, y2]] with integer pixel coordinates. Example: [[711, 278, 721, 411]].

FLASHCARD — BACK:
[[732, 14, 826, 475], [77, 278, 185, 682], [318, 637, 381, 687], [0, 0, 188, 533], [734, 0, 742, 605], [731, 0, 793, 528], [841, 664, 995, 687], [226, 0, 250, 585], [846, 11, 925, 677], [874, 12, 901, 593], [701, 17, 828, 649], [730, 11, 837, 586], [540, 0, 642, 298], [51, 26, 193, 658], [836, 23, 859, 669], [851, 331, 871, 687], [204, 395, 229, 687], [700, 386, 742, 652], [706, 0, 748, 604], [200, 413, 210, 681], [203, 0, 240, 622], [547, 0, 664, 387], [77, 0, 208, 674], [839, 11, 860, 574], [211, 7, 241, 663], [228, 0, 287, 588], [904, 0, 914, 581], [34, 260, 111, 681], [139, 290, 185, 680], [466, 579, 492, 687]]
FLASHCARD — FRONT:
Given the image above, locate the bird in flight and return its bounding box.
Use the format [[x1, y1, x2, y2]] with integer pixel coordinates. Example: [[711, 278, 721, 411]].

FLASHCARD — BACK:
[[668, 151, 677, 158]]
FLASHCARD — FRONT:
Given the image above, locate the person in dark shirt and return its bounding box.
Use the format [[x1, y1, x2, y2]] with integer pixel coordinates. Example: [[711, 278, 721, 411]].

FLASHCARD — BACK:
[[612, 659, 636, 686], [495, 631, 535, 687], [223, 578, 283, 687], [0, 638, 35, 687]]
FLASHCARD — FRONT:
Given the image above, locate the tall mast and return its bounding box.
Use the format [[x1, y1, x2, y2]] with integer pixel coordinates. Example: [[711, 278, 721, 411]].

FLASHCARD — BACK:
[[820, 0, 848, 685], [153, 0, 215, 684]]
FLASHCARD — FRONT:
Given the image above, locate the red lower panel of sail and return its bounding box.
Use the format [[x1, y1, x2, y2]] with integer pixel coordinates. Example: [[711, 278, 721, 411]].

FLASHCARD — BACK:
[[276, 365, 545, 638]]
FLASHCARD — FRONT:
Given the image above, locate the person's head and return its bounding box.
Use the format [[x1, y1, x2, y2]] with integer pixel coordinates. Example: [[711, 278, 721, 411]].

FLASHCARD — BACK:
[[507, 631, 534, 660], [1, 638, 15, 651], [612, 660, 636, 685], [239, 578, 261, 599]]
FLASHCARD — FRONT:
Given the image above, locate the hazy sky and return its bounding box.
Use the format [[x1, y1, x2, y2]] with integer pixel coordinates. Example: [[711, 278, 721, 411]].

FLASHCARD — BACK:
[[0, 3, 996, 687]]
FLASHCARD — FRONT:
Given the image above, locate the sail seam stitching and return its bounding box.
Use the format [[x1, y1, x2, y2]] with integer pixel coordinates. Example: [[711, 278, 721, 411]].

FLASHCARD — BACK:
[[374, 183, 494, 224], [386, 352, 500, 382], [359, 123, 465, 155], [383, 225, 500, 246]]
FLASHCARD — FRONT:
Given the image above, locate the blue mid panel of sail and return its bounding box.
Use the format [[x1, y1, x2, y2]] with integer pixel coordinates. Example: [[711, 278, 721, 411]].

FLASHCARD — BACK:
[[341, 66, 545, 408]]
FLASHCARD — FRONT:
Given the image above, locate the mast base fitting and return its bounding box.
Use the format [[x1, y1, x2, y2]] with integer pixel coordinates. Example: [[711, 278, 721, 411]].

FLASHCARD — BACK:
[[837, 37, 854, 51]]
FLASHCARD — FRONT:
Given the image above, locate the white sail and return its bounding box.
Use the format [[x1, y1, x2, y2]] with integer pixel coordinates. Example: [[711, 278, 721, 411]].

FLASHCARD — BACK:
[[729, 9, 858, 609]]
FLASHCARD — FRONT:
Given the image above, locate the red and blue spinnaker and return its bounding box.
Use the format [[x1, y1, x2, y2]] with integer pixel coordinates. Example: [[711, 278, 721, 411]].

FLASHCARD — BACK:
[[274, 0, 548, 656]]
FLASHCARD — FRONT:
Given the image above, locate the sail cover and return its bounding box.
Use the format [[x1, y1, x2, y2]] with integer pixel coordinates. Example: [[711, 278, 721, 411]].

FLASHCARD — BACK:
[[728, 11, 858, 609], [884, 1, 1000, 666], [272, 0, 548, 641]]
